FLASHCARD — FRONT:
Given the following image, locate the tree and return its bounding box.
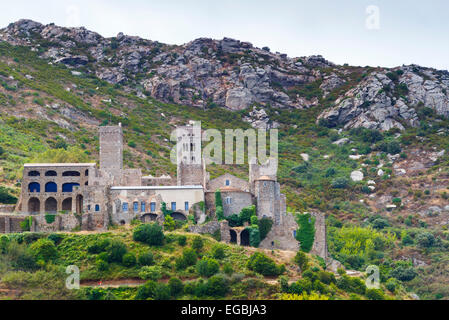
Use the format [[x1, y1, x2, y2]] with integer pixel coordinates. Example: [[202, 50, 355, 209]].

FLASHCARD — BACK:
[[133, 223, 165, 246], [192, 236, 204, 252], [122, 253, 136, 267], [206, 275, 229, 297], [107, 240, 127, 263], [169, 278, 184, 297], [247, 252, 282, 276], [294, 251, 309, 271], [416, 232, 435, 248], [138, 251, 154, 266]]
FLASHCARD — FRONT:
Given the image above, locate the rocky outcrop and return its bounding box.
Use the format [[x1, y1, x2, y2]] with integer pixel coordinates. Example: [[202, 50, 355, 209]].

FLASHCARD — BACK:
[[318, 67, 449, 131]]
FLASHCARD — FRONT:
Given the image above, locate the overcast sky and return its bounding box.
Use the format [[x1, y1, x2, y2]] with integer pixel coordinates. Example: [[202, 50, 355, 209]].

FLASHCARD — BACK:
[[1, 0, 448, 70]]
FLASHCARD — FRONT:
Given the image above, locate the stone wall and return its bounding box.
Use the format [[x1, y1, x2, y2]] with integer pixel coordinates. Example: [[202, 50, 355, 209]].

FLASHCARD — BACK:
[[221, 190, 253, 217], [189, 221, 221, 235], [0, 205, 15, 213], [0, 215, 28, 234], [207, 174, 250, 192], [33, 214, 80, 232], [99, 125, 123, 170]]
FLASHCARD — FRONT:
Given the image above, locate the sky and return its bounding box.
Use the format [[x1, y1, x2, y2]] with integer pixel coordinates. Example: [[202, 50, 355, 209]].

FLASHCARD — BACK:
[[1, 0, 448, 70]]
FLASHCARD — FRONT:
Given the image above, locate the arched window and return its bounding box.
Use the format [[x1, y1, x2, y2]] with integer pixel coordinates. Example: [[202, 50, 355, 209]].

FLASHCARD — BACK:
[[45, 197, 57, 213], [28, 182, 41, 193], [28, 171, 40, 177], [45, 182, 58, 193], [62, 183, 80, 193], [85, 169, 89, 177], [95, 205, 100, 212], [141, 202, 146, 212], [45, 171, 57, 177], [133, 202, 139, 212], [62, 171, 81, 177]]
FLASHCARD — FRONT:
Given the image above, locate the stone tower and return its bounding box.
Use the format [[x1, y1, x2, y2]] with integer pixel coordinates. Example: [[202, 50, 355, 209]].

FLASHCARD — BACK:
[[99, 124, 123, 171], [176, 122, 205, 186]]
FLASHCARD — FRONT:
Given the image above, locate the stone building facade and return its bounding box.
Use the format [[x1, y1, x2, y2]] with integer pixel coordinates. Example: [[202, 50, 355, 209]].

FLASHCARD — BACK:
[[3, 121, 328, 260]]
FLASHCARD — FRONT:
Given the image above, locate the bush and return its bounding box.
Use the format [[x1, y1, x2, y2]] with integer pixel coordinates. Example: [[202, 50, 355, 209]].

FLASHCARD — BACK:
[[133, 223, 165, 246], [416, 232, 435, 248], [206, 275, 229, 297], [96, 259, 109, 271], [247, 252, 282, 276], [386, 278, 398, 292], [139, 266, 163, 281], [87, 239, 111, 254], [29, 238, 58, 262], [379, 141, 401, 155], [177, 235, 187, 246], [211, 244, 226, 260], [122, 253, 137, 267], [153, 283, 171, 300], [176, 248, 197, 270], [137, 251, 154, 266], [192, 236, 204, 252], [223, 263, 234, 276], [294, 251, 309, 271], [332, 177, 350, 189], [169, 277, 184, 297], [365, 288, 385, 300], [47, 233, 65, 245], [106, 240, 127, 263], [0, 186, 18, 204], [196, 257, 220, 277], [163, 215, 176, 231], [389, 266, 417, 282]]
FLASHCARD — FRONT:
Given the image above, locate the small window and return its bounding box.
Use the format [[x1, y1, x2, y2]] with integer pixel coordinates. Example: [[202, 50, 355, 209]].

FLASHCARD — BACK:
[[171, 202, 177, 211], [225, 180, 230, 186], [133, 202, 139, 212], [122, 202, 129, 212], [141, 202, 146, 213], [87, 205, 91, 211], [95, 205, 100, 212], [28, 171, 40, 177], [185, 202, 189, 211], [150, 202, 156, 213], [293, 230, 297, 238], [225, 197, 232, 205]]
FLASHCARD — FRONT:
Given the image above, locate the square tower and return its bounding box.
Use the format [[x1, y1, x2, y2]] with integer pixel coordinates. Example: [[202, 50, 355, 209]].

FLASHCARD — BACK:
[[99, 124, 123, 171]]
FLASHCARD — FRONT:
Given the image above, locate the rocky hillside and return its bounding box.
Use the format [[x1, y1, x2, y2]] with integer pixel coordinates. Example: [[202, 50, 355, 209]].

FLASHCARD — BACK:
[[2, 19, 448, 131], [1, 19, 449, 300]]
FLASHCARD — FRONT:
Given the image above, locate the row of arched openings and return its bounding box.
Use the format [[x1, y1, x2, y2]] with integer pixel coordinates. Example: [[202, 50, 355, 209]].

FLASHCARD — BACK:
[[28, 170, 88, 177], [27, 195, 83, 214], [28, 182, 84, 193]]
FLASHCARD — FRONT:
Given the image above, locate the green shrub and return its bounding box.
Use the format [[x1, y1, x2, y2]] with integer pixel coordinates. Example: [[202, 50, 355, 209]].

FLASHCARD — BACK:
[[45, 214, 56, 224], [294, 251, 309, 271], [139, 266, 163, 281], [192, 236, 204, 252], [20, 217, 32, 232], [257, 218, 273, 241], [211, 244, 226, 260], [153, 283, 171, 300], [96, 259, 109, 271], [365, 288, 385, 300], [169, 277, 184, 297], [137, 251, 154, 266], [47, 233, 65, 245], [196, 257, 220, 277], [177, 235, 187, 246], [389, 266, 417, 282], [87, 239, 111, 254], [416, 232, 435, 248], [206, 275, 229, 297], [247, 252, 283, 276], [133, 223, 165, 246], [331, 177, 350, 189], [122, 253, 137, 267], [29, 238, 58, 262], [223, 263, 234, 276], [0, 186, 18, 204], [386, 278, 398, 292], [106, 240, 127, 263], [247, 226, 261, 248]]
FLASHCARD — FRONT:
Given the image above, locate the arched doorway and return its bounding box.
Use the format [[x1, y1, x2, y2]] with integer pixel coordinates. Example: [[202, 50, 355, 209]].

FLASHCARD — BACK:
[[76, 195, 83, 214], [62, 198, 72, 212], [45, 197, 57, 213], [171, 212, 187, 221], [28, 198, 40, 214], [240, 229, 250, 246], [230, 230, 237, 244]]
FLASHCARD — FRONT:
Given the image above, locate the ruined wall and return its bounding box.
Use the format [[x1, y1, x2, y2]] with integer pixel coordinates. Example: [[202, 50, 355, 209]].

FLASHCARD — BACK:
[[99, 125, 123, 171], [142, 176, 175, 187], [0, 215, 28, 234], [0, 205, 15, 213], [33, 214, 80, 233], [189, 221, 221, 235], [177, 163, 204, 186]]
